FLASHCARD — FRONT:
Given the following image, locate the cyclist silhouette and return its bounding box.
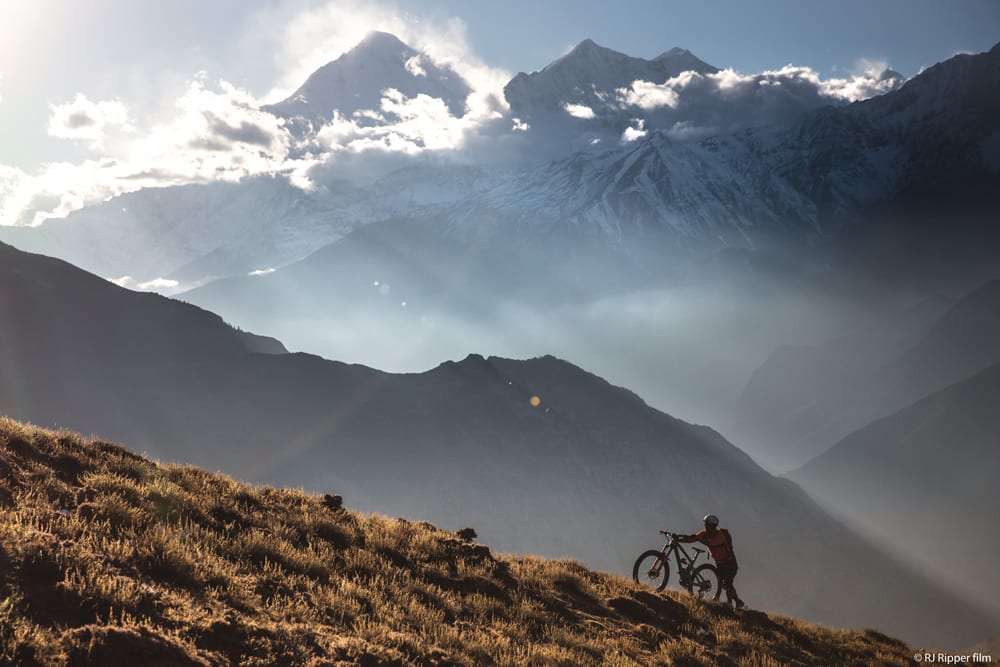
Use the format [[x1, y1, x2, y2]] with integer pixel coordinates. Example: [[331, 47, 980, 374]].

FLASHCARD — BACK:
[[677, 514, 745, 609]]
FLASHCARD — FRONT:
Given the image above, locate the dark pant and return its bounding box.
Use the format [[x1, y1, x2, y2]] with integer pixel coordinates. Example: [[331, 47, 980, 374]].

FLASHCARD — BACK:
[[717, 559, 739, 601]]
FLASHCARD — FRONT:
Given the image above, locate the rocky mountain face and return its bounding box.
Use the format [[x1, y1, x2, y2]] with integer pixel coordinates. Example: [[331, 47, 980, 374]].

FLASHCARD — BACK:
[[0, 241, 994, 648]]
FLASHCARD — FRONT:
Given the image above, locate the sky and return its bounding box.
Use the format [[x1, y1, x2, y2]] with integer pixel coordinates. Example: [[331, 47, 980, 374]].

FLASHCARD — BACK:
[[0, 0, 997, 223]]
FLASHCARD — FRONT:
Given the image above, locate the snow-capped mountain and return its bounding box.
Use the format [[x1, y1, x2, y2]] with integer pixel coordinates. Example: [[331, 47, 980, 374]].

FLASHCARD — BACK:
[[1, 35, 994, 292], [504, 39, 718, 120], [264, 31, 472, 130], [444, 42, 999, 251]]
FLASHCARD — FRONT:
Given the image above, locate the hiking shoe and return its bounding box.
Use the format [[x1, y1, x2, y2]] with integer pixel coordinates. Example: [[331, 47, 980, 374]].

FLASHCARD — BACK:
[[735, 599, 746, 610]]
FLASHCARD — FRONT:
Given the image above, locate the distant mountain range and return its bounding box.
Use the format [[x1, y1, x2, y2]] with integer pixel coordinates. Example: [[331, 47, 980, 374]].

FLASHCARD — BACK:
[[0, 240, 994, 648], [3, 36, 994, 293]]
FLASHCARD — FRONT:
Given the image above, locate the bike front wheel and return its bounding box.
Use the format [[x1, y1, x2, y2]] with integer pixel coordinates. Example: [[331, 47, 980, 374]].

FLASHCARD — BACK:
[[690, 564, 722, 601], [632, 550, 669, 591]]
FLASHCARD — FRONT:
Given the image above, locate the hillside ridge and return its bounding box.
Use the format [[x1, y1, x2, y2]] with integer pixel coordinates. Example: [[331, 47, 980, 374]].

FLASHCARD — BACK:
[[0, 417, 919, 666]]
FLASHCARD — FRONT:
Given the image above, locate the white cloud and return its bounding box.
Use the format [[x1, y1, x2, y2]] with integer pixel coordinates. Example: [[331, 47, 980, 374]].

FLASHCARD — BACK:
[[820, 59, 903, 102], [3, 78, 301, 226], [137, 277, 179, 290], [563, 103, 596, 119], [615, 61, 905, 123], [107, 275, 180, 291], [618, 79, 681, 110], [248, 268, 276, 276], [405, 55, 427, 77], [316, 87, 479, 155], [48, 94, 133, 148], [621, 119, 647, 143]]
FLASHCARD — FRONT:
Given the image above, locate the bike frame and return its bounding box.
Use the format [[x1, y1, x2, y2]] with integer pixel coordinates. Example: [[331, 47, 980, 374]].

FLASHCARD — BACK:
[[650, 535, 710, 588]]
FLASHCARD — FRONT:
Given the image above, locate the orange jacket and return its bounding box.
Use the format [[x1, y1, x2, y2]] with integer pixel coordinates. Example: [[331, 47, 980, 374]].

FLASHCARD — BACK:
[[679, 528, 735, 564]]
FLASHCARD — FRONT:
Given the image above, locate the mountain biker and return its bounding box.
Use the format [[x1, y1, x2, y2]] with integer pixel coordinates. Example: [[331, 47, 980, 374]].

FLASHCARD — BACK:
[[677, 514, 745, 609]]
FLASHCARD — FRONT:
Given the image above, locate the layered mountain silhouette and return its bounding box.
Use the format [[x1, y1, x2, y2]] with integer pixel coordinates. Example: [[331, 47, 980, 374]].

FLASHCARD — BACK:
[[736, 280, 1000, 469], [789, 361, 1000, 617], [0, 241, 995, 647]]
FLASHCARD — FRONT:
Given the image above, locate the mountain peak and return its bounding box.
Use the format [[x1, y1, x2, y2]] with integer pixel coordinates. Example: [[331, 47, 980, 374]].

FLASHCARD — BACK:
[[352, 30, 415, 56], [656, 46, 693, 59], [653, 46, 719, 74], [265, 30, 470, 124], [561, 38, 628, 63]]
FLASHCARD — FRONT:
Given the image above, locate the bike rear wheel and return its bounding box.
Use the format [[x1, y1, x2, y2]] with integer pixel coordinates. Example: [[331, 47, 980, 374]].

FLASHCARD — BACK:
[[691, 564, 722, 601], [632, 550, 669, 591]]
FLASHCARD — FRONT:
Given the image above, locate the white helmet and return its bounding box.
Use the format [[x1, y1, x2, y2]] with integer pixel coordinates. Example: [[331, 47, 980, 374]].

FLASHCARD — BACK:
[[703, 514, 719, 527]]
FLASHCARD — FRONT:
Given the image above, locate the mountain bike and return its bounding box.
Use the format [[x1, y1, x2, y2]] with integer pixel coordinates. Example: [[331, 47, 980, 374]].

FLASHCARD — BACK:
[[632, 530, 722, 600]]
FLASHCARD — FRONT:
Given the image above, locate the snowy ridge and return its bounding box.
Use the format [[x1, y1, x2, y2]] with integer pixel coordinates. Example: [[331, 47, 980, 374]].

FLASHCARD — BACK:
[[2, 36, 996, 291]]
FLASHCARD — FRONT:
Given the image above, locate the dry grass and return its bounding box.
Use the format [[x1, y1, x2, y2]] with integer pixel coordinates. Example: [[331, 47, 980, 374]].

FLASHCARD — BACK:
[[0, 417, 917, 666]]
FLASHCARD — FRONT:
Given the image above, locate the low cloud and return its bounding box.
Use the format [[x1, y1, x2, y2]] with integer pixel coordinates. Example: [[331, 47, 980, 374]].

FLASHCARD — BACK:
[[621, 119, 647, 143], [3, 78, 298, 226], [613, 60, 904, 137], [48, 94, 133, 148], [405, 55, 427, 78], [563, 103, 596, 119], [316, 88, 481, 155], [108, 275, 180, 291], [822, 59, 903, 102], [619, 80, 680, 110]]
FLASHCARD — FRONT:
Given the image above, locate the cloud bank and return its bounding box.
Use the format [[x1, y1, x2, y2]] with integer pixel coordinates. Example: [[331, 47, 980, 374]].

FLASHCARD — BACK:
[[616, 61, 903, 115], [4, 78, 297, 226]]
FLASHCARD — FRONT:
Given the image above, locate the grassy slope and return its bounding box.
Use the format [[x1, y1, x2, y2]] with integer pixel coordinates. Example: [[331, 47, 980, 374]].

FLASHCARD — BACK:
[[0, 417, 916, 667]]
